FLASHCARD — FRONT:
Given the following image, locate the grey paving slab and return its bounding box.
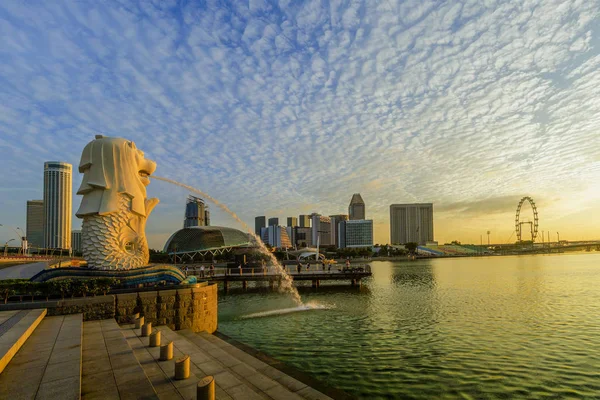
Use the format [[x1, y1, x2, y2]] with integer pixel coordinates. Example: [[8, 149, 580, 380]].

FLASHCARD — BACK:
[[150, 326, 329, 400], [0, 308, 47, 374], [0, 310, 18, 325], [264, 384, 306, 400], [41, 358, 81, 383], [82, 318, 158, 400], [0, 315, 63, 400], [243, 372, 280, 392], [296, 386, 337, 400], [225, 383, 268, 400], [36, 375, 81, 400], [35, 314, 82, 400]]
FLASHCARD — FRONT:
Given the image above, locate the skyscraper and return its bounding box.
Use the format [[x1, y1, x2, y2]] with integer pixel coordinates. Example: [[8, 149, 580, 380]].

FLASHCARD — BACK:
[[329, 214, 349, 248], [184, 195, 209, 228], [340, 220, 373, 248], [348, 193, 365, 220], [255, 216, 266, 236], [26, 200, 44, 249], [390, 203, 434, 245], [311, 213, 332, 246], [260, 225, 292, 248], [268, 217, 279, 226], [298, 215, 311, 228], [71, 230, 82, 253], [43, 161, 72, 249], [287, 217, 298, 227]]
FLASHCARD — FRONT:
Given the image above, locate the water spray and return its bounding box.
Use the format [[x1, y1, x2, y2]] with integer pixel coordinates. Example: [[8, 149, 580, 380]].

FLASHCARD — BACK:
[[151, 175, 303, 305]]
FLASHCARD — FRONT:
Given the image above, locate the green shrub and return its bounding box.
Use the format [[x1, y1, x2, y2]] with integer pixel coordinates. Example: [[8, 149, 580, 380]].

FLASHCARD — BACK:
[[95, 278, 116, 295], [0, 282, 16, 304], [51, 280, 71, 299], [38, 282, 53, 301]]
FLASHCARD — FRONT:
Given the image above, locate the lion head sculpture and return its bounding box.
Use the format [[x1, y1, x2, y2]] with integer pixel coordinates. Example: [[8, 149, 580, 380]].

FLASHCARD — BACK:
[[76, 135, 159, 270], [76, 135, 157, 217]]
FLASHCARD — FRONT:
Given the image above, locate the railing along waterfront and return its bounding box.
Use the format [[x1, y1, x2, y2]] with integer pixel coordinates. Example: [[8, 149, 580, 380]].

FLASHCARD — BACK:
[[180, 264, 371, 278]]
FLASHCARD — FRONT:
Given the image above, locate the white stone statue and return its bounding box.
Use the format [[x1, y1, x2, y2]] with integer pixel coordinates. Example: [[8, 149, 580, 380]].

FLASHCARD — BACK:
[[76, 135, 159, 270]]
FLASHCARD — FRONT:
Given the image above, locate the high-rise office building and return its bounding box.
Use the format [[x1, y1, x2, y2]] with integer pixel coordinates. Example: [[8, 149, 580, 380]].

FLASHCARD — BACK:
[[255, 216, 266, 236], [298, 215, 311, 227], [184, 195, 210, 228], [311, 214, 332, 246], [329, 214, 349, 248], [293, 227, 312, 248], [268, 217, 279, 226], [287, 217, 298, 227], [26, 200, 44, 249], [390, 203, 434, 245], [71, 230, 82, 253], [260, 225, 292, 248], [43, 161, 72, 249], [349, 193, 366, 220], [339, 220, 373, 248]]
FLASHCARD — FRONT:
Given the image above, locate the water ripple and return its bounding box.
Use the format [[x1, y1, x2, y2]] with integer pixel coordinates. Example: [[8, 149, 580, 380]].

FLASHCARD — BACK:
[[219, 255, 600, 399]]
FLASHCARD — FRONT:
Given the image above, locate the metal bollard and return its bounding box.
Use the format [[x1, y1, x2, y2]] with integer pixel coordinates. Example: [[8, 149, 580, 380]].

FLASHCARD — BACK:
[[174, 355, 190, 380], [197, 376, 215, 400], [141, 322, 152, 337], [160, 342, 173, 361], [149, 331, 161, 347], [135, 316, 144, 329]]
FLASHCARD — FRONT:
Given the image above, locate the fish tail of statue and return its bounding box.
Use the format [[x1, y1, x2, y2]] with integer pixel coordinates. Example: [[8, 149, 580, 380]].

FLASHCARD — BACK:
[[81, 195, 151, 269]]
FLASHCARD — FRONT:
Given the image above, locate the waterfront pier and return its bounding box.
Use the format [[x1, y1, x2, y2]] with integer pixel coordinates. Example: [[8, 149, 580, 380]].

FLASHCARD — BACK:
[[185, 265, 372, 291]]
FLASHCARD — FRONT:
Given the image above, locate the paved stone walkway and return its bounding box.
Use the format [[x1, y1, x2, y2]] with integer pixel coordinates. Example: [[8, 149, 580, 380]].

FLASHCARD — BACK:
[[123, 323, 333, 400], [82, 319, 158, 400], [0, 313, 82, 400]]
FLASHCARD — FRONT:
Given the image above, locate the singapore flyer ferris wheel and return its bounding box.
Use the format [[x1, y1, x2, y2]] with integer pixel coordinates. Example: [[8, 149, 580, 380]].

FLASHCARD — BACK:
[[515, 196, 539, 242]]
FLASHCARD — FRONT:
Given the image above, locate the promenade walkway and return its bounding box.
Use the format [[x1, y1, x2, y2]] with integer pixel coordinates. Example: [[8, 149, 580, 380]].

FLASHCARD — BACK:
[[0, 309, 346, 399]]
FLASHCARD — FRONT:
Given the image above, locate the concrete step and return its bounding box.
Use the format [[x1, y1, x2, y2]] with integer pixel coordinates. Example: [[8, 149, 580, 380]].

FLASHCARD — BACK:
[[145, 325, 331, 400], [190, 331, 334, 400], [122, 323, 233, 400], [0, 313, 83, 400], [0, 308, 47, 374], [82, 319, 158, 400]]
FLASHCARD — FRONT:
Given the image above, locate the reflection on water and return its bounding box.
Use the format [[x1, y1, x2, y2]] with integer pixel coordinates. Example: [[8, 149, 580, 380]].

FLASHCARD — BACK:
[[218, 253, 600, 399]]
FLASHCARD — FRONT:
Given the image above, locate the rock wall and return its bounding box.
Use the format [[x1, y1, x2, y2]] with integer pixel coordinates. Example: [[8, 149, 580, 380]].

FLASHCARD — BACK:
[[115, 284, 218, 333], [0, 283, 218, 334]]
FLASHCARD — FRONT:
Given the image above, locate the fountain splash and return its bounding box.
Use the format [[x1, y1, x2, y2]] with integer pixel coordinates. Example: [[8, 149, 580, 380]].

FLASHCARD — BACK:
[[151, 175, 303, 305], [241, 303, 330, 319]]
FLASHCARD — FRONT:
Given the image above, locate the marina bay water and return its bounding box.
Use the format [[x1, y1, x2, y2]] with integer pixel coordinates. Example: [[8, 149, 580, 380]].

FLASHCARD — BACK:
[[218, 253, 600, 399]]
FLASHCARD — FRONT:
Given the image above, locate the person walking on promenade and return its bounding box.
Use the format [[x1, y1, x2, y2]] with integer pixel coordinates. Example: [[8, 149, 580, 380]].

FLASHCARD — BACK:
[[210, 263, 215, 277], [297, 262, 302, 274], [200, 265, 205, 278]]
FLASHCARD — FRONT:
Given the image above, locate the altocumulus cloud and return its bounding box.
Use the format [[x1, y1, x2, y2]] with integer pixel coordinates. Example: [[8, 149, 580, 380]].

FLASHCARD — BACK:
[[0, 0, 599, 246]]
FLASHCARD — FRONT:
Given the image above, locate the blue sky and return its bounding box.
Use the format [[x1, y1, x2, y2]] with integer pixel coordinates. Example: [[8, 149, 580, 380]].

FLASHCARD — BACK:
[[1, 0, 599, 248]]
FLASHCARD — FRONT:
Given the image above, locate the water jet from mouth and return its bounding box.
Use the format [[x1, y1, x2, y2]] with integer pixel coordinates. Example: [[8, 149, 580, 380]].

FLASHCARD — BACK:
[[151, 175, 303, 306]]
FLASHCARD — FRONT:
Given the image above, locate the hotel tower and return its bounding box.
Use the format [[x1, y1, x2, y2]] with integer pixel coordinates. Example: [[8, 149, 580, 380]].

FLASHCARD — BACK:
[[43, 161, 72, 249]]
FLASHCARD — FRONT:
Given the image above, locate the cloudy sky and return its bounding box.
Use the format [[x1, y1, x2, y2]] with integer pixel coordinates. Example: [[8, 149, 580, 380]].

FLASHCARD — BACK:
[[1, 0, 599, 249]]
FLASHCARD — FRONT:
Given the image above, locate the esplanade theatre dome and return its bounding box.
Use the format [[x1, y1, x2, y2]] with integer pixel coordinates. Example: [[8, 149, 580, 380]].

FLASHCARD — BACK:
[[163, 226, 251, 254]]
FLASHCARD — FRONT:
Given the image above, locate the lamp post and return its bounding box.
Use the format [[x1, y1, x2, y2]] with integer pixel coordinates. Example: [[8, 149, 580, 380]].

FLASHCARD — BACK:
[[0, 224, 23, 255], [3, 239, 15, 257]]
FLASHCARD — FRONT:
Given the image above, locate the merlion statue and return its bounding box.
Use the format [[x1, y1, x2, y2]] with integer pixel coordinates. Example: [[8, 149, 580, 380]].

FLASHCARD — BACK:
[[76, 135, 159, 270]]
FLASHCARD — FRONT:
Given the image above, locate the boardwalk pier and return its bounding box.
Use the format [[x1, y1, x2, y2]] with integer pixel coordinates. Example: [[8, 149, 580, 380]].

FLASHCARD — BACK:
[[183, 265, 372, 291]]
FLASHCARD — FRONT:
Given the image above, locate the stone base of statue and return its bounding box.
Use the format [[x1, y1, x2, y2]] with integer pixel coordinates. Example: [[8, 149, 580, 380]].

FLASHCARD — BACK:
[[30, 264, 195, 286]]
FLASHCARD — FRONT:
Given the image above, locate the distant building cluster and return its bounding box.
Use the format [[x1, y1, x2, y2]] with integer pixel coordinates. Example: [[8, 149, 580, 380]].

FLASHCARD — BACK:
[[255, 193, 374, 249]]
